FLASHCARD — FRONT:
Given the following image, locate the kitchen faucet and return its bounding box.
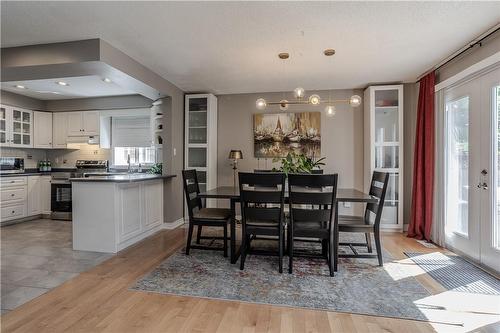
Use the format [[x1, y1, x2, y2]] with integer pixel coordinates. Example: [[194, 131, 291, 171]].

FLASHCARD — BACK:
[[127, 154, 132, 173]]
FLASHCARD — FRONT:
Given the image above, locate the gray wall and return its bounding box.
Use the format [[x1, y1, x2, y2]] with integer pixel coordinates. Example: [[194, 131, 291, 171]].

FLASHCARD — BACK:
[[217, 89, 365, 215], [46, 95, 153, 111], [0, 90, 46, 110], [436, 30, 500, 84]]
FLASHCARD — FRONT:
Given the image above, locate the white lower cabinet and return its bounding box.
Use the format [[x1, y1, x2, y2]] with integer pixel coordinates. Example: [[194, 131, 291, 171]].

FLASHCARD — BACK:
[[28, 176, 42, 215], [1, 176, 28, 223], [1, 175, 51, 224], [73, 179, 164, 253], [40, 176, 51, 214]]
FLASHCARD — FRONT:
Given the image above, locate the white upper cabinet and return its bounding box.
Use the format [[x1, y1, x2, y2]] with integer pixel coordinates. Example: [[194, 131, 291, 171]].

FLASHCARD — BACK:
[[34, 111, 53, 148], [52, 112, 68, 148], [0, 105, 33, 148], [83, 111, 100, 135], [67, 111, 100, 136]]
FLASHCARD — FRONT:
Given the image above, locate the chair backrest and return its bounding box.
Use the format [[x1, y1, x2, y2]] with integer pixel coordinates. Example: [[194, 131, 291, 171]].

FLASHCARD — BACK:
[[364, 171, 390, 227], [288, 174, 338, 228], [182, 169, 202, 219], [239, 172, 286, 226]]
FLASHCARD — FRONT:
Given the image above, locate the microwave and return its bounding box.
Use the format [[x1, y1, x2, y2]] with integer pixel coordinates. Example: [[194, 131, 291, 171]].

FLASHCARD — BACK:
[[0, 157, 25, 174]]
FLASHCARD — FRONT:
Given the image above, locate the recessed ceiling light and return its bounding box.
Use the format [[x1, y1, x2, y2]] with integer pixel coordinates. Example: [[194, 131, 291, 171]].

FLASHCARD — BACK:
[[324, 49, 336, 56], [103, 77, 112, 83], [14, 85, 26, 89], [56, 81, 69, 86]]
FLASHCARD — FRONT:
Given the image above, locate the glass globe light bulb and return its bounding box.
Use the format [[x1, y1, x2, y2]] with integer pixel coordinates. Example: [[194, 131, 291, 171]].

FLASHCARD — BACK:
[[325, 105, 336, 117], [256, 98, 267, 110], [309, 94, 321, 105], [349, 95, 362, 107], [279, 99, 289, 111], [294, 87, 305, 99]]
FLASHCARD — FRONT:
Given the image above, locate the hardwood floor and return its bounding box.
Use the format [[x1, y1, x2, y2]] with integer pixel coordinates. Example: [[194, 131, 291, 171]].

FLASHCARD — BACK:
[[0, 227, 496, 333]]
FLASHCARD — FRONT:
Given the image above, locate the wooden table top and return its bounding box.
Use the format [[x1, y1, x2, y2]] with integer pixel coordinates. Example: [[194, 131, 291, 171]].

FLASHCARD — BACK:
[[199, 186, 377, 203]]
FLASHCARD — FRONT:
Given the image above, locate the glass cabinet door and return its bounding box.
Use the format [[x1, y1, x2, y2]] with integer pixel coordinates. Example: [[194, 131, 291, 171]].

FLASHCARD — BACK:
[[10, 108, 31, 146], [0, 106, 7, 145], [188, 98, 208, 144]]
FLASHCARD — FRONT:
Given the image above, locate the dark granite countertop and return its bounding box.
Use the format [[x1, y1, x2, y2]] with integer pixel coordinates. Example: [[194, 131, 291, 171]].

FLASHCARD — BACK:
[[70, 174, 176, 183], [0, 168, 76, 178]]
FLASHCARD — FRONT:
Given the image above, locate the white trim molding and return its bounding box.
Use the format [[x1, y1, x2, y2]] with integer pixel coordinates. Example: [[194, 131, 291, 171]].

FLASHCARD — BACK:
[[163, 218, 185, 230], [435, 51, 500, 91]]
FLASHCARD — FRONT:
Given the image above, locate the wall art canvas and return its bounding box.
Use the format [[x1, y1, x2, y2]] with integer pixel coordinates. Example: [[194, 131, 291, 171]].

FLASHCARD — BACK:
[[253, 112, 321, 158]]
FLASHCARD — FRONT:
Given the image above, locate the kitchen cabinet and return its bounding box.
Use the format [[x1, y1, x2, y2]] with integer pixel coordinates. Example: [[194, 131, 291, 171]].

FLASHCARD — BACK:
[[34, 111, 53, 148], [1, 176, 28, 223], [67, 111, 100, 136], [72, 178, 164, 253], [0, 104, 33, 148], [27, 176, 42, 215], [41, 176, 51, 214], [52, 112, 68, 148]]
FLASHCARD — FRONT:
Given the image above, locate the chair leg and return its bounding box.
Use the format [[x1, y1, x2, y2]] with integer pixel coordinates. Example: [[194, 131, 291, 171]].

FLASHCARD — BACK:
[[196, 225, 203, 244], [365, 233, 373, 253], [329, 235, 334, 277], [186, 223, 194, 255], [288, 224, 293, 274], [374, 229, 383, 266], [278, 225, 283, 274], [321, 239, 328, 258], [223, 223, 228, 257], [240, 231, 247, 270]]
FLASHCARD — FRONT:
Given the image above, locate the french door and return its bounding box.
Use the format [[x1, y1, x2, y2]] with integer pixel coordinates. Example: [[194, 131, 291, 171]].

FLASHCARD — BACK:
[[444, 66, 500, 272]]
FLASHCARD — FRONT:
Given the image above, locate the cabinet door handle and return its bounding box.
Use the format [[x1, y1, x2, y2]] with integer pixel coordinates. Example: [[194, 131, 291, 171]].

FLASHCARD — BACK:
[[11, 210, 15, 214], [11, 193, 15, 197]]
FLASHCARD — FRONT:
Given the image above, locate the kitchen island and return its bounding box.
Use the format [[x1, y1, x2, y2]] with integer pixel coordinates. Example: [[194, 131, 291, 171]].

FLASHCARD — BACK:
[[71, 174, 175, 253]]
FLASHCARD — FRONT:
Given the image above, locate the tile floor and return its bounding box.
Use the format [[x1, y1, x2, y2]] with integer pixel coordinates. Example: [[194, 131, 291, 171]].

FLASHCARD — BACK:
[[1, 219, 112, 314]]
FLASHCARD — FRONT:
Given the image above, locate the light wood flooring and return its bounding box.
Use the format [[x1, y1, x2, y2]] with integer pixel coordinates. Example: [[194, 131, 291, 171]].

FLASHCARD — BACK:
[[1, 226, 499, 333]]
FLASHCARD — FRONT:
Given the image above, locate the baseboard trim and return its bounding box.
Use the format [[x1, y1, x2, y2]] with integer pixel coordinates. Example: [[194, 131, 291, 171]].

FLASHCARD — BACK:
[[162, 218, 185, 230]]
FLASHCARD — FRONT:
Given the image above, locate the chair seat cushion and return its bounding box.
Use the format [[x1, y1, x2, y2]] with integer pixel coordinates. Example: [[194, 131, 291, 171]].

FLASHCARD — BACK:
[[338, 215, 365, 224], [193, 208, 231, 220]]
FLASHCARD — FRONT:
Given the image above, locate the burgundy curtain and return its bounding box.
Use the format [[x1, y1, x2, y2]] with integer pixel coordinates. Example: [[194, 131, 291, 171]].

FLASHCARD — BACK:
[[408, 72, 435, 241]]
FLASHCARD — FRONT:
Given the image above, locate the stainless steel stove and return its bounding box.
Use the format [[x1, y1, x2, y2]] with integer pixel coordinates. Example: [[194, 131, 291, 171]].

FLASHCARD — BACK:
[[51, 160, 109, 220]]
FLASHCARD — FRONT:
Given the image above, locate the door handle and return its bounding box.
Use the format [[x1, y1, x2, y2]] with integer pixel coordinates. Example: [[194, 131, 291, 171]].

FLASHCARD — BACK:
[[477, 182, 488, 190]]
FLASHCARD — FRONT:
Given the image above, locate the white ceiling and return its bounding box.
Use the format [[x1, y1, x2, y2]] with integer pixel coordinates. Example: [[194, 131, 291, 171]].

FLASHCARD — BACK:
[[1, 2, 500, 94], [1, 75, 136, 100]]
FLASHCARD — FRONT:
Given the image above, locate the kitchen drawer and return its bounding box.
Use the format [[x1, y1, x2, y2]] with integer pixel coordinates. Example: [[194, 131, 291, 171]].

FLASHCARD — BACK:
[[1, 187, 27, 203], [1, 177, 27, 188], [1, 202, 27, 222]]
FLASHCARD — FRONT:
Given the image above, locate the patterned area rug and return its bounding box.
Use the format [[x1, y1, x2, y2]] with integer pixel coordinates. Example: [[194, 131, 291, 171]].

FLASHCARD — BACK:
[[132, 233, 431, 321], [405, 252, 500, 295]]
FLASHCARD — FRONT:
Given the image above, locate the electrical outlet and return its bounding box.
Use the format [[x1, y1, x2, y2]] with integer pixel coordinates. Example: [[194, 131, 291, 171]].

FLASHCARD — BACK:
[[343, 202, 351, 208]]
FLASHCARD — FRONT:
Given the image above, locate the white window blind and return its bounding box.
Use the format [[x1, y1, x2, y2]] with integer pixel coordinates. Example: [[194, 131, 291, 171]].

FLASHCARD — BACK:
[[111, 116, 151, 147]]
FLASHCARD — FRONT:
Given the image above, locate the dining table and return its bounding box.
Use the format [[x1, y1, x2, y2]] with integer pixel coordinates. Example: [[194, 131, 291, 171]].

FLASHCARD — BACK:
[[198, 186, 378, 270]]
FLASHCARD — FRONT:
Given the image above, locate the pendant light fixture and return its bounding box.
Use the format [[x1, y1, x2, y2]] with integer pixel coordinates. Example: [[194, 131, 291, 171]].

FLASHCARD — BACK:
[[255, 50, 362, 111]]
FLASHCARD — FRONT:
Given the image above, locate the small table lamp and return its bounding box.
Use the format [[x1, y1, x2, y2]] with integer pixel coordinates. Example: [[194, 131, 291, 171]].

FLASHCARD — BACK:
[[228, 150, 243, 188]]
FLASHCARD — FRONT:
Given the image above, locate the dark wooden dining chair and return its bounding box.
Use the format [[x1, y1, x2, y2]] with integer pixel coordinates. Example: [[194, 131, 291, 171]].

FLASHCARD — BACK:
[[337, 171, 389, 266], [239, 172, 286, 273], [182, 169, 231, 257], [288, 173, 338, 276]]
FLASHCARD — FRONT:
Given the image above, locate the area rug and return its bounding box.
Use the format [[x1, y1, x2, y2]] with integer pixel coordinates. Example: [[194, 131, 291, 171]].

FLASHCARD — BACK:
[[132, 234, 431, 321], [405, 252, 500, 295]]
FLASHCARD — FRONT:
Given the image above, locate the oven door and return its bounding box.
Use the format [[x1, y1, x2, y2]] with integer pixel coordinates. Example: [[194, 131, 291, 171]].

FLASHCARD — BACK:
[[51, 182, 72, 220]]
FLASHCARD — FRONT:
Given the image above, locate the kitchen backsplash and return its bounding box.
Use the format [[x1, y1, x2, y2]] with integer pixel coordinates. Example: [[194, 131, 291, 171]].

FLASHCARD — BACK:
[[0, 144, 110, 169], [47, 144, 111, 168], [0, 148, 47, 169]]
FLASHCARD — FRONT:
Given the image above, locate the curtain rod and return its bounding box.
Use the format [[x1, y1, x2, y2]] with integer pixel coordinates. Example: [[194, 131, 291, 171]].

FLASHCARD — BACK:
[[416, 23, 500, 82]]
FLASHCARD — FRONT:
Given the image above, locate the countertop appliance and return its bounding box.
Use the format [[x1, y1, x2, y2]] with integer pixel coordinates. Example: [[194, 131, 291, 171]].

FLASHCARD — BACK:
[[0, 157, 24, 174], [51, 160, 109, 220]]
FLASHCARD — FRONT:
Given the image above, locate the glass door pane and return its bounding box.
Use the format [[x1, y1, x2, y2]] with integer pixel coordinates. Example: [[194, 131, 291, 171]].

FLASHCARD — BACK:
[[445, 96, 469, 236], [494, 86, 500, 249], [0, 107, 6, 144]]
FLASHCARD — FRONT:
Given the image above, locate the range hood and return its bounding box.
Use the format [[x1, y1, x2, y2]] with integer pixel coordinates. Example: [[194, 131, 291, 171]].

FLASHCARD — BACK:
[[66, 135, 100, 145]]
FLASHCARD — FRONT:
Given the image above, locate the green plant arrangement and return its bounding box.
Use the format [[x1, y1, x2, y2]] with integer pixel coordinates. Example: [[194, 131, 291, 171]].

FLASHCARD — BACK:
[[148, 163, 162, 175], [272, 152, 325, 176]]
